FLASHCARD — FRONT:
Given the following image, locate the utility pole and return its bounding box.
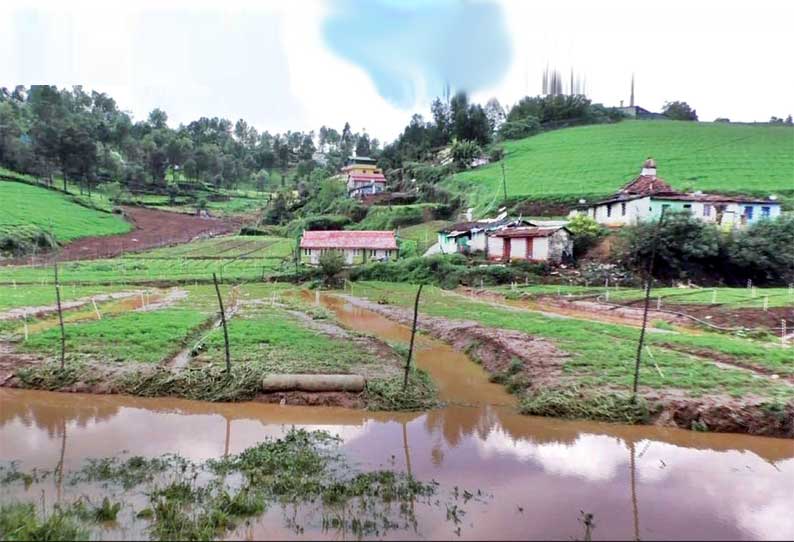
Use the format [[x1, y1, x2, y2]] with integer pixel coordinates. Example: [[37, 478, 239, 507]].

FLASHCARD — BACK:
[[501, 159, 508, 204], [54, 262, 66, 369], [212, 273, 231, 374], [403, 284, 424, 390], [632, 208, 666, 400]]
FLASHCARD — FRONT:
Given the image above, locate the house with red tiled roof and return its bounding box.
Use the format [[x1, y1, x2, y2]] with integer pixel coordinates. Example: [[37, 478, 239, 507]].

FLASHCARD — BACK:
[[299, 230, 398, 265], [575, 158, 781, 228]]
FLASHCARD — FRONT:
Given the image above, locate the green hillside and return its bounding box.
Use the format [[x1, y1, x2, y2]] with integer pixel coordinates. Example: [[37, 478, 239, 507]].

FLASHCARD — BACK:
[[445, 121, 794, 214], [0, 181, 131, 253]]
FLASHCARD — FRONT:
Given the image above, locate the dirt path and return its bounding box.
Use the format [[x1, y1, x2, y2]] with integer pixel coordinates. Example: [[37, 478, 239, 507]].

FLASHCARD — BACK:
[[3, 206, 238, 265]]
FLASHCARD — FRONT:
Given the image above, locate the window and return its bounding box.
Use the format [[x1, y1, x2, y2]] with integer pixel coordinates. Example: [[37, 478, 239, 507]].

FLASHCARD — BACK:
[[683, 204, 692, 213], [744, 206, 754, 220], [606, 204, 612, 218], [661, 204, 671, 214], [621, 202, 627, 216], [761, 206, 771, 218], [703, 204, 711, 217]]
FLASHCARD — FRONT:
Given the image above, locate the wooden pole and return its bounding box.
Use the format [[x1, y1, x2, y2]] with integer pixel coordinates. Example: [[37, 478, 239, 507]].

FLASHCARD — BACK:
[[632, 208, 666, 400], [403, 284, 424, 390], [54, 262, 66, 370], [212, 273, 231, 374]]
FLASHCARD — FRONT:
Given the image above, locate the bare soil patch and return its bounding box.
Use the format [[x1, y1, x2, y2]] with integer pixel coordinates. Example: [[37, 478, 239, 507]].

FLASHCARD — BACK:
[[3, 206, 237, 265]]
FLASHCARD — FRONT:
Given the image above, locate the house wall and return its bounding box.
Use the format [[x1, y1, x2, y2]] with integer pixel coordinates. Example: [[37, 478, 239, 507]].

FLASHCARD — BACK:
[[547, 230, 573, 263], [487, 235, 503, 260], [438, 233, 460, 254], [470, 231, 488, 252], [301, 248, 396, 266], [587, 197, 650, 226], [649, 199, 781, 227]]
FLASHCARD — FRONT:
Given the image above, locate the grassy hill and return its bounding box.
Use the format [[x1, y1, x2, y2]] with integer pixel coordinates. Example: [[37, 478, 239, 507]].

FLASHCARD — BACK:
[[0, 181, 131, 254], [445, 121, 794, 214]]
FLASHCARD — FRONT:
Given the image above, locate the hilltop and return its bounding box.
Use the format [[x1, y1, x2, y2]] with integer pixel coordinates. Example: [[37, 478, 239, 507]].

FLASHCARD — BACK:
[[444, 121, 794, 214]]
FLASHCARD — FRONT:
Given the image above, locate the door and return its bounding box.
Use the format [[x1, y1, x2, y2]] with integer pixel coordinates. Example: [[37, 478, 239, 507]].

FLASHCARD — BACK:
[[526, 237, 533, 259], [503, 238, 511, 260]]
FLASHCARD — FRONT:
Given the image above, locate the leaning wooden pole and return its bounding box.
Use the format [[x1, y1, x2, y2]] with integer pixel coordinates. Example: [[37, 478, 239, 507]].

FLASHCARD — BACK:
[[403, 284, 424, 390], [212, 273, 231, 374], [53, 262, 66, 370], [632, 208, 666, 400]]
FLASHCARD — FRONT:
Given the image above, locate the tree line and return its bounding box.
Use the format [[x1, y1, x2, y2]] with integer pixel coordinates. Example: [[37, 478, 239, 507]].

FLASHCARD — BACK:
[[0, 85, 377, 194]]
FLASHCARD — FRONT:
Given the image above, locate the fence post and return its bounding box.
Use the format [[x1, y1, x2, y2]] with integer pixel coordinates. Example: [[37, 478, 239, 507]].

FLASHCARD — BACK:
[[711, 290, 717, 304], [763, 296, 768, 311], [53, 262, 66, 370], [403, 284, 424, 390], [782, 320, 787, 346], [92, 298, 102, 320], [212, 273, 231, 375]]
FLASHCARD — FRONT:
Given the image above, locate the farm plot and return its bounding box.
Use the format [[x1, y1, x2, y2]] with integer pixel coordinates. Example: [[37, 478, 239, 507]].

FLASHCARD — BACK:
[[0, 236, 295, 285], [2, 283, 437, 410], [348, 282, 794, 399]]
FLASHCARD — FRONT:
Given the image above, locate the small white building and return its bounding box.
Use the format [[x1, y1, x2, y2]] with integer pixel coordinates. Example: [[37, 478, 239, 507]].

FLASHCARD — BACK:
[[575, 158, 782, 228], [437, 216, 528, 255], [487, 226, 573, 264], [299, 230, 398, 266]]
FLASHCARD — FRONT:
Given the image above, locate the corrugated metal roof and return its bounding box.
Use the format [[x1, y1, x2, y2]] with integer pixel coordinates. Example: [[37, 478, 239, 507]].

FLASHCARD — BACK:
[[493, 227, 565, 238], [300, 230, 398, 250]]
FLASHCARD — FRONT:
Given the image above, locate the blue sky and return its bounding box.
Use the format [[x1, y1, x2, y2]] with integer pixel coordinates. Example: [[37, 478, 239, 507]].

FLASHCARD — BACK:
[[2, 0, 793, 140]]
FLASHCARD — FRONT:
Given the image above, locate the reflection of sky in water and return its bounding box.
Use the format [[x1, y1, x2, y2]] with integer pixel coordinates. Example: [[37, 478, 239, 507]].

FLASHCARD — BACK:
[[322, 0, 512, 107], [2, 393, 793, 540]]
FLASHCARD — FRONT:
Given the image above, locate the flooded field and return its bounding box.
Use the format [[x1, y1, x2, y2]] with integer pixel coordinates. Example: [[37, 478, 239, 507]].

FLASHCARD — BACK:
[[1, 295, 792, 540]]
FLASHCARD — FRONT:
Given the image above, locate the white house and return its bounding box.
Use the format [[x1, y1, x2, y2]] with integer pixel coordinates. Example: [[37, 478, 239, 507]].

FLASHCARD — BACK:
[[437, 216, 529, 254], [487, 226, 573, 264], [575, 158, 782, 228], [299, 230, 398, 266]]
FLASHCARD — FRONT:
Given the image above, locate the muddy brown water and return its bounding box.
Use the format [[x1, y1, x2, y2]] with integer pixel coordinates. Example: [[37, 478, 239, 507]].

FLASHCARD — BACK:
[[1, 293, 792, 540]]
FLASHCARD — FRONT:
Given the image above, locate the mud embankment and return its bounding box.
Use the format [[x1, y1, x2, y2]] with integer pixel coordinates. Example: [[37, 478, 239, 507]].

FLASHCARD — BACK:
[[337, 295, 794, 438]]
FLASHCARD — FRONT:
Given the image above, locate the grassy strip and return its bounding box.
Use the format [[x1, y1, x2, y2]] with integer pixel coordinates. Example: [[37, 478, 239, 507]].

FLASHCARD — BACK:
[[519, 387, 653, 424], [350, 282, 794, 401]]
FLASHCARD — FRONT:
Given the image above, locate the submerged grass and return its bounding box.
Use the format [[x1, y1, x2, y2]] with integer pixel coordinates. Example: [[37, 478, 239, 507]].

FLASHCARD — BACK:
[[0, 429, 441, 541]]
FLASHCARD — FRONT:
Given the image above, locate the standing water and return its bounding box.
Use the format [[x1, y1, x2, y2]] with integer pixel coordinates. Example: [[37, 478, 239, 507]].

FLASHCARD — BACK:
[[1, 293, 792, 540]]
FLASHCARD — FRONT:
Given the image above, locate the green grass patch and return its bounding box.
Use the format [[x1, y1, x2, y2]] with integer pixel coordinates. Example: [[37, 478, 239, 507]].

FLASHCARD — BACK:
[[350, 282, 794, 401], [0, 180, 129, 247], [22, 309, 209, 363], [446, 121, 794, 213], [0, 284, 127, 310], [519, 387, 653, 424]]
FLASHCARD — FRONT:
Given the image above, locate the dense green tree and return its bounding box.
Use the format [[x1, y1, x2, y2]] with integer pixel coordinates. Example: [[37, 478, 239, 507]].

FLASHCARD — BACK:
[[662, 101, 698, 121]]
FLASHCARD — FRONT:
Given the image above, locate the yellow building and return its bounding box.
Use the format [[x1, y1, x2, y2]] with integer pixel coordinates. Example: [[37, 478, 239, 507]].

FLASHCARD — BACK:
[[341, 156, 382, 176]]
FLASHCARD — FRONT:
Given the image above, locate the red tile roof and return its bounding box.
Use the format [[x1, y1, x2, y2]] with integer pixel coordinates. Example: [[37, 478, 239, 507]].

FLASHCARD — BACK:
[[300, 230, 397, 250], [619, 175, 675, 196], [493, 227, 566, 238], [349, 173, 386, 182]]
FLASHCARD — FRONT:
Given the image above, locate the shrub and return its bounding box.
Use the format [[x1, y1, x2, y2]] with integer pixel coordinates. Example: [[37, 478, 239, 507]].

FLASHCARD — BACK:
[[450, 139, 482, 169], [318, 250, 345, 284], [498, 117, 540, 140], [617, 211, 722, 281], [567, 214, 606, 258], [729, 215, 794, 284]]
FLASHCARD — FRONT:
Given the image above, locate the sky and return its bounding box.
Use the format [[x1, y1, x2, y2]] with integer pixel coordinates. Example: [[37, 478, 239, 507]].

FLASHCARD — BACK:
[[2, 0, 793, 141]]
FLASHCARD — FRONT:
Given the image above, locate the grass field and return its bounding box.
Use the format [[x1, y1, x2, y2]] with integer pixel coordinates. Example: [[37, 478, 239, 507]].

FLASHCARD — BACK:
[[445, 121, 794, 213], [0, 181, 130, 247], [0, 236, 296, 285], [494, 284, 794, 309], [397, 220, 449, 254], [349, 281, 794, 398], [0, 284, 126, 310]]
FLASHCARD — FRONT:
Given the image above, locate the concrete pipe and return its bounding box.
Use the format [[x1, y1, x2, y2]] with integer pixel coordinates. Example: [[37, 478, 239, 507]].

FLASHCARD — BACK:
[[261, 374, 366, 393]]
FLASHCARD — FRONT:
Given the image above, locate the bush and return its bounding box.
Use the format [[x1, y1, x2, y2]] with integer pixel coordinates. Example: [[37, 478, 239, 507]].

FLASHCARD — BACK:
[[617, 211, 722, 281], [285, 214, 352, 237], [567, 214, 606, 258], [318, 250, 345, 284], [729, 215, 794, 284], [498, 117, 541, 140], [450, 139, 482, 169]]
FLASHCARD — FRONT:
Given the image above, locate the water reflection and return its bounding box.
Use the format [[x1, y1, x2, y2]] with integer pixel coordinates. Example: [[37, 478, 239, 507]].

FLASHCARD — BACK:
[[1, 293, 792, 539]]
